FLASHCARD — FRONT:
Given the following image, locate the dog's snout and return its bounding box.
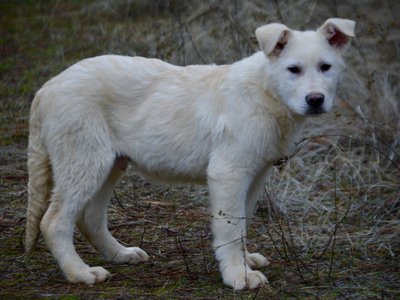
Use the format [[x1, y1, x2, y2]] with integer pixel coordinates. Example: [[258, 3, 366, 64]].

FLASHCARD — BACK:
[[306, 93, 325, 108]]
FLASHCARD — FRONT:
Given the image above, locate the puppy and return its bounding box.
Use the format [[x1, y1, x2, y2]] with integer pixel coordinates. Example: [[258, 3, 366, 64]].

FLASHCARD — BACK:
[[26, 18, 355, 290]]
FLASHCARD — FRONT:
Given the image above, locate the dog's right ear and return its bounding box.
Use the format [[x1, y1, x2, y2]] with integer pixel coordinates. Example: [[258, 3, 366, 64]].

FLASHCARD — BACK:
[[255, 23, 291, 57]]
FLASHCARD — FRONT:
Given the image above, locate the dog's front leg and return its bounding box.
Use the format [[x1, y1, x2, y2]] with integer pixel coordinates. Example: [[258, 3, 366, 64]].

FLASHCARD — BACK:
[[208, 162, 268, 290]]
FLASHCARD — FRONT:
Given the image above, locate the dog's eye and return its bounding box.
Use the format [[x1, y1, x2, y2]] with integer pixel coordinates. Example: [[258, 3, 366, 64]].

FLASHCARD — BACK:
[[320, 63, 331, 72], [287, 66, 301, 74]]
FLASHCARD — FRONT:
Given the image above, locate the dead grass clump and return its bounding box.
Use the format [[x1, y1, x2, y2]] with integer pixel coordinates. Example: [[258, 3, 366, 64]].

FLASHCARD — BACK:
[[259, 130, 399, 297]]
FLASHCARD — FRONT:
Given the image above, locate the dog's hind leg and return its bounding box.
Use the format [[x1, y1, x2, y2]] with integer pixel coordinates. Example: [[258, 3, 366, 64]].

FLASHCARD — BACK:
[[40, 129, 116, 284], [77, 157, 149, 265]]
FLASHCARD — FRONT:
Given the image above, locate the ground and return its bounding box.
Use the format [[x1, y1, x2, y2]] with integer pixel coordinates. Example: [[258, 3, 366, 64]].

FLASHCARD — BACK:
[[1, 1, 399, 299]]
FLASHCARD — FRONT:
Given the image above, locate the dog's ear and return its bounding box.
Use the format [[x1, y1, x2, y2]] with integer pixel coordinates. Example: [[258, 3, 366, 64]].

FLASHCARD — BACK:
[[256, 23, 291, 57], [317, 18, 356, 52]]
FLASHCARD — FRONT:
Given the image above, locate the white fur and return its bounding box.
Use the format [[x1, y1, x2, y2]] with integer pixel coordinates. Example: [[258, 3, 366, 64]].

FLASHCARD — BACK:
[[26, 19, 355, 290]]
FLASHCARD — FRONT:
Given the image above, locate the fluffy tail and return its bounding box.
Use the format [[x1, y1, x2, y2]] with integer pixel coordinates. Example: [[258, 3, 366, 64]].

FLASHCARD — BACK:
[[25, 94, 52, 253]]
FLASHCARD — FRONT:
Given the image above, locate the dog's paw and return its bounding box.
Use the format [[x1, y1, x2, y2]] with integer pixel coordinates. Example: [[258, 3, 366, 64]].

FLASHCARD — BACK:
[[222, 266, 268, 290], [66, 266, 111, 285], [110, 247, 149, 264], [246, 252, 270, 269]]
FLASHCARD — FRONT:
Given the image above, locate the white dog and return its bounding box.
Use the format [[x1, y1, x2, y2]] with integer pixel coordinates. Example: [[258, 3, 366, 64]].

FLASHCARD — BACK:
[[26, 18, 355, 290]]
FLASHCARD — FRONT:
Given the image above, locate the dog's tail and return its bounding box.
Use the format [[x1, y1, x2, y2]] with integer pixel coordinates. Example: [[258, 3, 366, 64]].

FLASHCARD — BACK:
[[26, 91, 52, 253]]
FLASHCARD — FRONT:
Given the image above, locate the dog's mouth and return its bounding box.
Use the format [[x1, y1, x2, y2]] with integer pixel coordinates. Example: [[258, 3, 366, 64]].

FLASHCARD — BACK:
[[305, 107, 327, 116]]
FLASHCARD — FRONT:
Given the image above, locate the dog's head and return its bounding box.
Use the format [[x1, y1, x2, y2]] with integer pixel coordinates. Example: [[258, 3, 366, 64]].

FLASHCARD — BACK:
[[256, 18, 355, 116]]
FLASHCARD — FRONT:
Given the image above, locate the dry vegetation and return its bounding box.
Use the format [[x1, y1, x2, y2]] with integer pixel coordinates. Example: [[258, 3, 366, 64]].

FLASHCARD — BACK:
[[1, 0, 399, 299]]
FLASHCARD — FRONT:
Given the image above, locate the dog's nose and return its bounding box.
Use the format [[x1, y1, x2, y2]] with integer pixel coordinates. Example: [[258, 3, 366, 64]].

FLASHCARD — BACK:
[[306, 93, 325, 108]]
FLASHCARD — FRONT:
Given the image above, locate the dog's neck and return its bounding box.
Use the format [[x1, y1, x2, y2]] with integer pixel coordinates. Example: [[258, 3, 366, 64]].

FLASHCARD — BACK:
[[226, 52, 306, 159]]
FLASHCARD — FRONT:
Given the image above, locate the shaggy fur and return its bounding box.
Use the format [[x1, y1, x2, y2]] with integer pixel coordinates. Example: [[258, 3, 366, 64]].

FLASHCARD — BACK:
[[26, 18, 355, 290]]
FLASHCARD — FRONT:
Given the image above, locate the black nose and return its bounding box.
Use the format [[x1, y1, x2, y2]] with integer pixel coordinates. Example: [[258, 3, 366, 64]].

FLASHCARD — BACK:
[[306, 93, 325, 108]]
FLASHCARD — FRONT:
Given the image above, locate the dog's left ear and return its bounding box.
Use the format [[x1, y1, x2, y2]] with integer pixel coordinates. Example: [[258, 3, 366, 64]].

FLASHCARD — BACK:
[[317, 18, 356, 53]]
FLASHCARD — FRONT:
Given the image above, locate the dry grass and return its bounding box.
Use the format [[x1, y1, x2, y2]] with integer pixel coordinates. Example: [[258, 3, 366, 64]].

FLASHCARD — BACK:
[[0, 0, 399, 299]]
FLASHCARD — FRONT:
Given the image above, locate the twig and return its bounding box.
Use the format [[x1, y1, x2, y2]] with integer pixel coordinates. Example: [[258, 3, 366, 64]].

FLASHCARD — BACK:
[[272, 0, 284, 22], [199, 230, 214, 274], [216, 3, 258, 53], [285, 215, 305, 280], [172, 8, 207, 64], [328, 165, 338, 279], [175, 234, 195, 279], [261, 192, 289, 260], [313, 166, 353, 261], [241, 230, 248, 287], [113, 190, 125, 209]]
